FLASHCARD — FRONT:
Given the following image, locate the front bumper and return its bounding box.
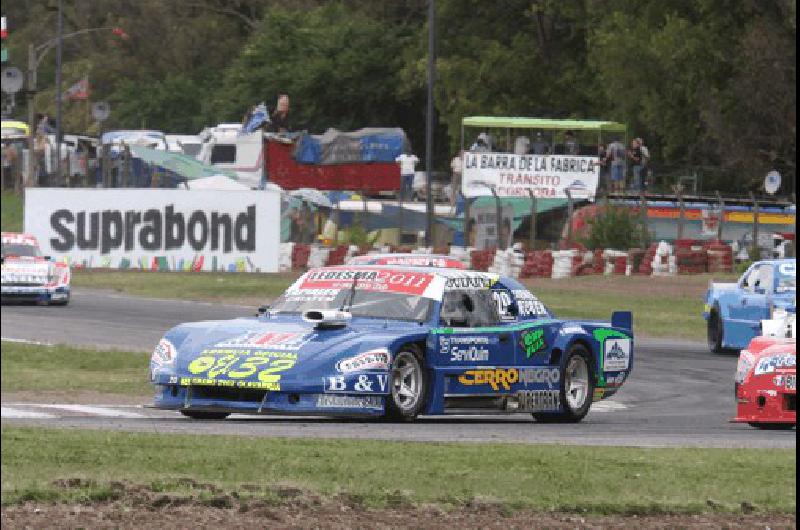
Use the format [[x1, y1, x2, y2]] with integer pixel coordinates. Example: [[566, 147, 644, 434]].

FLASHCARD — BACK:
[[153, 384, 386, 417], [1, 285, 70, 303]]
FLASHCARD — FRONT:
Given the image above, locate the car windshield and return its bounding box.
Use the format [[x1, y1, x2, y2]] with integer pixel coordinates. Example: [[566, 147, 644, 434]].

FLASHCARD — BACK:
[[777, 274, 796, 293], [270, 268, 438, 323], [2, 243, 40, 258], [776, 262, 796, 293]]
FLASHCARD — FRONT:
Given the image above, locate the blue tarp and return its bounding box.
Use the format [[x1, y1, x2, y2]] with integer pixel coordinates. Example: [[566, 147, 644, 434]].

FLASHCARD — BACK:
[[294, 128, 409, 164], [242, 103, 269, 134]]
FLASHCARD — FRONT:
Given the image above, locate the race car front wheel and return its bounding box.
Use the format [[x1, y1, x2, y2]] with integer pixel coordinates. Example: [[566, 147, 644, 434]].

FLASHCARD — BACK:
[[533, 343, 594, 423], [386, 347, 427, 421], [707, 310, 724, 353], [180, 410, 230, 420]]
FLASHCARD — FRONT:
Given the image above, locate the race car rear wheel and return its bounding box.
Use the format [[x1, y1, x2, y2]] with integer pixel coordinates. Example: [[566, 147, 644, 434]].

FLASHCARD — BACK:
[[386, 347, 427, 421], [707, 310, 724, 353], [180, 410, 230, 420], [533, 343, 594, 423]]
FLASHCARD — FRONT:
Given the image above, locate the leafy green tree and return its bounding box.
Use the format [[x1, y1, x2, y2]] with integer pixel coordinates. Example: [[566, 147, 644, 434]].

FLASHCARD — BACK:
[[579, 205, 650, 250]]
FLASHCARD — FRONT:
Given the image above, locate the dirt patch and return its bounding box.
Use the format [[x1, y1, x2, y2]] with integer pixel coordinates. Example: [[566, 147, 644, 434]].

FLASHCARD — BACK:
[[1, 391, 149, 406], [2, 501, 794, 529], [1, 481, 794, 529]]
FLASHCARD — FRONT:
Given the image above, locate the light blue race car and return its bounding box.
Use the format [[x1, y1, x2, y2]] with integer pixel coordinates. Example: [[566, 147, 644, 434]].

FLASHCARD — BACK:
[[150, 266, 634, 422], [704, 259, 796, 353]]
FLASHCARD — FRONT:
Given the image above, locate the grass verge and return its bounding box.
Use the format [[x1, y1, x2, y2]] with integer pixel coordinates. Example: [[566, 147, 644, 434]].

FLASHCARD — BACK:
[[526, 274, 737, 341], [71, 269, 297, 304], [1, 341, 150, 396], [1, 191, 23, 232], [1, 426, 795, 513]]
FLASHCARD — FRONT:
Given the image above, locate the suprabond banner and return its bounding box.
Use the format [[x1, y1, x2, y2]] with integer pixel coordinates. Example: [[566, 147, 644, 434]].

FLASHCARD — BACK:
[[24, 188, 280, 272], [461, 151, 600, 199]]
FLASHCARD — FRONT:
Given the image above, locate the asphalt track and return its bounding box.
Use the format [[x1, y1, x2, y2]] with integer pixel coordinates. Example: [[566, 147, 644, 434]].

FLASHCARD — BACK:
[[1, 288, 796, 448]]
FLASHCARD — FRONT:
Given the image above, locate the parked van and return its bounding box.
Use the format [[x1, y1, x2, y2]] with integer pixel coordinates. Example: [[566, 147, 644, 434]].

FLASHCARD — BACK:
[[166, 134, 202, 159], [197, 123, 264, 189], [101, 130, 168, 152]]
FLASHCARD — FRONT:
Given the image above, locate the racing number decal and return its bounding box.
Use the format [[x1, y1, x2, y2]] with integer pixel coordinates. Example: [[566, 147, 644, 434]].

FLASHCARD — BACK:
[[188, 352, 297, 388], [257, 358, 296, 383]]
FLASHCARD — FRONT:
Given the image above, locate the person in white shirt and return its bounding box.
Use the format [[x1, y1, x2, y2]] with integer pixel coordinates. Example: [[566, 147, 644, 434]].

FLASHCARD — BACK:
[[450, 151, 463, 206], [395, 152, 419, 200]]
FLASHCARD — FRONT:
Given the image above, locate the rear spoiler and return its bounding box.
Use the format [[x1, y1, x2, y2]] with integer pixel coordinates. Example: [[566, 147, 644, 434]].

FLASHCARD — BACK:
[[611, 311, 633, 332]]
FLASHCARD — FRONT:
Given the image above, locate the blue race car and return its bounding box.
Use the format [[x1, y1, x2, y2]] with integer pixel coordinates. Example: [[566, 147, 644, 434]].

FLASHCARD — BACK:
[[150, 266, 634, 422], [704, 259, 796, 353]]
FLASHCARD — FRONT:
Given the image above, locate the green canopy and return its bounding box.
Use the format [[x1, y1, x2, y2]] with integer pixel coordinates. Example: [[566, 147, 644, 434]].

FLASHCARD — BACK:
[[462, 116, 626, 132], [129, 145, 238, 181]]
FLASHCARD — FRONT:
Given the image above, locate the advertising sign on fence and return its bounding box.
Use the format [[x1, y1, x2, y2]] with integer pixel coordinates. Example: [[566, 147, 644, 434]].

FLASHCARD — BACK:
[[24, 188, 280, 272], [461, 152, 600, 199]]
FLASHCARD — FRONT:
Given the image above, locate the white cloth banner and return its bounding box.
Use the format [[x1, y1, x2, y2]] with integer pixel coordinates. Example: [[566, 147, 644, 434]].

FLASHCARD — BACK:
[[461, 151, 601, 199], [24, 188, 280, 272]]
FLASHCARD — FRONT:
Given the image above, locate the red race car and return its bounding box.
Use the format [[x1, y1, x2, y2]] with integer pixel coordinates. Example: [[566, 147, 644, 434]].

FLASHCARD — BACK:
[[1, 232, 71, 305], [733, 310, 796, 429]]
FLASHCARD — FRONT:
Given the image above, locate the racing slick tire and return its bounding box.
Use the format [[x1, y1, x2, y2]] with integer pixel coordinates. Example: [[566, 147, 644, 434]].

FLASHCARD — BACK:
[[385, 346, 427, 421], [180, 410, 230, 420], [707, 308, 725, 354], [748, 422, 795, 430], [533, 343, 594, 424]]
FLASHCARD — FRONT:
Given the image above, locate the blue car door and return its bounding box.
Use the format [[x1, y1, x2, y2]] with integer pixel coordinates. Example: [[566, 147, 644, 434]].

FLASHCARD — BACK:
[[730, 264, 771, 325], [434, 289, 516, 394]]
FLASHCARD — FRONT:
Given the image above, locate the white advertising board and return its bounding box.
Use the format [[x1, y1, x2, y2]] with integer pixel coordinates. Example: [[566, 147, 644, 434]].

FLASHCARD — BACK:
[[462, 151, 600, 199], [24, 188, 280, 272]]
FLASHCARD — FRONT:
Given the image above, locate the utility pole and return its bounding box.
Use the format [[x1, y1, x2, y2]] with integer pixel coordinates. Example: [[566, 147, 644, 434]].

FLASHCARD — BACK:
[[425, 0, 435, 246], [26, 43, 36, 188], [54, 0, 64, 185]]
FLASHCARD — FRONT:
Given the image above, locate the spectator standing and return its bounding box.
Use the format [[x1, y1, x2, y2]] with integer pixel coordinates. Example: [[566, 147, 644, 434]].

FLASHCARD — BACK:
[[34, 132, 51, 186], [470, 132, 491, 152], [450, 151, 463, 207], [596, 143, 608, 193], [395, 151, 419, 201], [563, 130, 579, 156], [2, 142, 20, 189], [36, 113, 55, 135], [513, 135, 530, 155], [628, 138, 644, 192], [267, 94, 291, 133], [530, 131, 550, 155], [606, 138, 626, 194], [637, 137, 650, 190]]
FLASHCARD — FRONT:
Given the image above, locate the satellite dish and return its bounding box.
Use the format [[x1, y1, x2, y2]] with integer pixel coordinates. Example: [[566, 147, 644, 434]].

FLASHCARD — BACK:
[[764, 170, 781, 195], [1, 67, 24, 94], [91, 101, 110, 122]]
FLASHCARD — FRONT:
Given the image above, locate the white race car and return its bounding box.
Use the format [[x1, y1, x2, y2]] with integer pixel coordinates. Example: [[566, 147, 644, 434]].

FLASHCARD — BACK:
[[1, 232, 70, 305]]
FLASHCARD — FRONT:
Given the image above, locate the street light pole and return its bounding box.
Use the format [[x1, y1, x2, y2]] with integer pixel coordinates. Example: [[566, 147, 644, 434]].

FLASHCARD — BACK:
[[54, 0, 64, 185], [425, 0, 435, 247]]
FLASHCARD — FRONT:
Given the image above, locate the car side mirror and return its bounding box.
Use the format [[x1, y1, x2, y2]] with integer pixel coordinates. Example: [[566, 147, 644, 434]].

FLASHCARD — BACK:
[[256, 305, 270, 317]]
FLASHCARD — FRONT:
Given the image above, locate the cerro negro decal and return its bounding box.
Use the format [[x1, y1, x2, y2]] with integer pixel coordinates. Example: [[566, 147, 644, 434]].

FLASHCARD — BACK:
[[49, 204, 256, 254]]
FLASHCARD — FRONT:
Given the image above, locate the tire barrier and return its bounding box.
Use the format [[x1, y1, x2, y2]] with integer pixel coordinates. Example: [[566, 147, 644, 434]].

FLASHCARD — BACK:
[[278, 241, 737, 277]]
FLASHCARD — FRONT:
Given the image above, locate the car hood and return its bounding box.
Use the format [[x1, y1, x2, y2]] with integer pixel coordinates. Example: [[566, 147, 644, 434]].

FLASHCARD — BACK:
[[161, 316, 423, 381], [1, 258, 52, 282]]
